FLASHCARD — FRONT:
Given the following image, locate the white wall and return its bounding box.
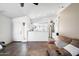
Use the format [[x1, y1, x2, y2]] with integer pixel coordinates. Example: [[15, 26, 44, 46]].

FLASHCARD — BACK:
[[58, 4, 79, 39], [33, 23, 48, 32], [28, 31, 48, 41], [13, 16, 49, 41], [0, 14, 12, 44]]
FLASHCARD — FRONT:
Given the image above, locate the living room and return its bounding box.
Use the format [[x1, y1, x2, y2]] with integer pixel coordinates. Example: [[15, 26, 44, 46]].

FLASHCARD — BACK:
[[0, 3, 79, 56]]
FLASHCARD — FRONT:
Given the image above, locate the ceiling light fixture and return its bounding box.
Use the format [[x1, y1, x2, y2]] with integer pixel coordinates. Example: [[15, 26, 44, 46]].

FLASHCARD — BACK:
[[20, 3, 24, 7], [33, 3, 39, 5]]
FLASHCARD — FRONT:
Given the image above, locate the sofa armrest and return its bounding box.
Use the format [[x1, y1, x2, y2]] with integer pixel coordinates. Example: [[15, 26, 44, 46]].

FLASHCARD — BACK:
[[47, 44, 72, 56], [57, 48, 72, 56]]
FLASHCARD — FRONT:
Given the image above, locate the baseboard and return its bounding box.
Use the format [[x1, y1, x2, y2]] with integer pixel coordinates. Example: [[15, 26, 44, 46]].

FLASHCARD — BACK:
[[13, 41, 48, 43]]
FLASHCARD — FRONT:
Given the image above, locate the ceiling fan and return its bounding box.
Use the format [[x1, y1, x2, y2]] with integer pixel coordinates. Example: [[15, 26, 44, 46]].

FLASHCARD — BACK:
[[20, 3, 39, 7]]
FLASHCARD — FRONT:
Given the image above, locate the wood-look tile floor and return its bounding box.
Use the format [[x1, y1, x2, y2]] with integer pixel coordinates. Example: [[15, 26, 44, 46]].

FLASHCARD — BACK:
[[0, 41, 47, 56]]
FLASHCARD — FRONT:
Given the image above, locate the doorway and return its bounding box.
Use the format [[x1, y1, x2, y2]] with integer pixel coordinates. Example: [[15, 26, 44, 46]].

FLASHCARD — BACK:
[[13, 16, 29, 42]]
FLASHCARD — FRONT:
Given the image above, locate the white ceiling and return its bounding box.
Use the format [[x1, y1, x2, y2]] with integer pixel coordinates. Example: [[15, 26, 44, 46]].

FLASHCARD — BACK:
[[0, 3, 69, 19]]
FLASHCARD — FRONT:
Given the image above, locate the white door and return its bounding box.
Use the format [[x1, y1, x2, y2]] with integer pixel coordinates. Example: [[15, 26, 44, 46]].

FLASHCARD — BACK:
[[19, 21, 27, 42], [13, 17, 28, 42]]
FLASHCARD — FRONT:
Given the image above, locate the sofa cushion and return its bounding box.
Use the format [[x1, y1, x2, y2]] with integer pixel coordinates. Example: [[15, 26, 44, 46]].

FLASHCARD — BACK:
[[64, 44, 79, 56], [58, 35, 72, 44], [55, 36, 68, 48], [71, 39, 79, 48], [57, 48, 72, 56]]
